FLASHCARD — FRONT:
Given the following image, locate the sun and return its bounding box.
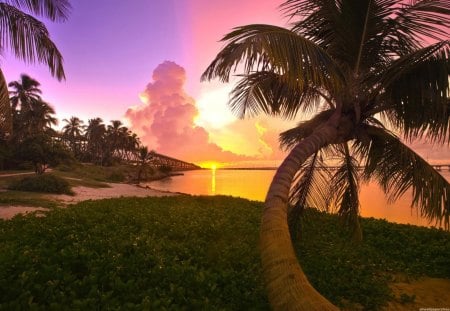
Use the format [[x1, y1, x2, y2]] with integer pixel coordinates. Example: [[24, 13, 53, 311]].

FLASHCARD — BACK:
[[198, 161, 221, 169]]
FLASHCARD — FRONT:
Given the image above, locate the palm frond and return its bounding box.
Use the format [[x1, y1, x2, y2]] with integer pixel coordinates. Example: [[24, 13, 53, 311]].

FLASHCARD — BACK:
[[392, 0, 450, 42], [201, 24, 344, 93], [288, 151, 332, 237], [356, 124, 450, 229], [289, 151, 332, 211], [229, 71, 323, 119], [279, 109, 334, 149], [0, 69, 12, 138], [329, 143, 362, 241], [375, 41, 450, 142], [0, 3, 65, 80], [4, 0, 71, 21]]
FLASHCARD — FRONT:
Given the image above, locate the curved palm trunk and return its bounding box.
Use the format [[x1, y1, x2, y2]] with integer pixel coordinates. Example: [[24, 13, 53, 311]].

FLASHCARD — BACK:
[[261, 122, 340, 310]]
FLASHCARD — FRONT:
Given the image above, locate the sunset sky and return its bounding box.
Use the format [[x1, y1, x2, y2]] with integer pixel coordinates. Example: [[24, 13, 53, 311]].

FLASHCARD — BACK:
[[2, 0, 448, 166]]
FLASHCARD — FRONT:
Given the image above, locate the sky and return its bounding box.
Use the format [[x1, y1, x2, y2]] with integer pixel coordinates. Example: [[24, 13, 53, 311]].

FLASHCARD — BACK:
[[2, 0, 448, 167]]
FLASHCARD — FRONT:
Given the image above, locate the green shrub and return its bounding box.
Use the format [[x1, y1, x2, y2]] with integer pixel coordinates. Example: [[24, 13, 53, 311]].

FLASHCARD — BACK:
[[8, 174, 73, 194], [0, 197, 448, 310]]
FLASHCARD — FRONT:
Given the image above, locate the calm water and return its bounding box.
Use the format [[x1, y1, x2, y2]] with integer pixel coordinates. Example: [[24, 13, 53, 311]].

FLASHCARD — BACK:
[[147, 169, 450, 228]]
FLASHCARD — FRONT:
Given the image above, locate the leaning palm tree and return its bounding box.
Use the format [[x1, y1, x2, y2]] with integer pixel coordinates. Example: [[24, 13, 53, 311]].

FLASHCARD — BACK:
[[202, 0, 450, 309], [0, 0, 71, 136]]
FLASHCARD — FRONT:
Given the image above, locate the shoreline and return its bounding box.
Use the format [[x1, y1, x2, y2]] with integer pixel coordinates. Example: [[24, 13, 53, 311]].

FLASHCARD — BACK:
[[0, 182, 180, 220]]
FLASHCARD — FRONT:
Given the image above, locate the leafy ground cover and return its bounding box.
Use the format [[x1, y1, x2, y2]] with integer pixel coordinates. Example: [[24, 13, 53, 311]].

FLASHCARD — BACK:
[[0, 196, 448, 310]]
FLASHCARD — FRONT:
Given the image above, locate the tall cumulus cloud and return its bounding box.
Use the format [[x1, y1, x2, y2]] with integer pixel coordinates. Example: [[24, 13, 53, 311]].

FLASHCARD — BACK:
[[125, 61, 252, 163]]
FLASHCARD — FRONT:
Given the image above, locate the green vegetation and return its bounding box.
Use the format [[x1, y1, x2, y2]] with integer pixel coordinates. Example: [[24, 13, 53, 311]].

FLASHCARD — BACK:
[[8, 174, 73, 195], [0, 196, 448, 310]]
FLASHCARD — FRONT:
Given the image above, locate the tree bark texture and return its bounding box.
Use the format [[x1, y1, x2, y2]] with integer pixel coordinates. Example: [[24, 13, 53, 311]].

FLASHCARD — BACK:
[[261, 122, 340, 310]]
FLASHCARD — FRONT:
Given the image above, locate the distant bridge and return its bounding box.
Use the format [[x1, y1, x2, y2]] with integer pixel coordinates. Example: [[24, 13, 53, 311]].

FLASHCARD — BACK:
[[130, 152, 200, 170], [432, 164, 450, 171]]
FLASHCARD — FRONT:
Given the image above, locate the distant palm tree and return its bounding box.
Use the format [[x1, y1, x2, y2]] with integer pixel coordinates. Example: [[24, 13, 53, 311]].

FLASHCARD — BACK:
[[136, 146, 154, 183], [26, 100, 58, 134], [85, 117, 106, 164], [107, 120, 124, 159], [0, 0, 71, 137], [203, 0, 450, 309], [62, 116, 85, 157], [8, 74, 42, 113]]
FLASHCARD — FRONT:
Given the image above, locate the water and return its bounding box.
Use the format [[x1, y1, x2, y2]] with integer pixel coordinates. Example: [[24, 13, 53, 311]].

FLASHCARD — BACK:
[[147, 169, 450, 228]]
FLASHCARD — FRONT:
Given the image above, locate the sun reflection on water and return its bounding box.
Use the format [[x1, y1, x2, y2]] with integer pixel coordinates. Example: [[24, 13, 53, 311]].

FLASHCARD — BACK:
[[211, 166, 216, 194]]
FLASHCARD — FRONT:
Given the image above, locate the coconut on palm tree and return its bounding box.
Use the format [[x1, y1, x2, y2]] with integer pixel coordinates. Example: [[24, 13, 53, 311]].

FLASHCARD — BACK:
[[0, 0, 70, 137], [203, 0, 450, 309]]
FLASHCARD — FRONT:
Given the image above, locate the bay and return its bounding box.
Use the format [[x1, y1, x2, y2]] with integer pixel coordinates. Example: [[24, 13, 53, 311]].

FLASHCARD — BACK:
[[146, 169, 450, 228]]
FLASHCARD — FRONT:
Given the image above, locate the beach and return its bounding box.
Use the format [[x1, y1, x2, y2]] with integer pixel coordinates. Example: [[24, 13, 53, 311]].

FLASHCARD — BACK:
[[0, 182, 178, 220]]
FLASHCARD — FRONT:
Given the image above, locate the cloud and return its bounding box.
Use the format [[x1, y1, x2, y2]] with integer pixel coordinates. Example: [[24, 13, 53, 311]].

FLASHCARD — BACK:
[[125, 61, 252, 164]]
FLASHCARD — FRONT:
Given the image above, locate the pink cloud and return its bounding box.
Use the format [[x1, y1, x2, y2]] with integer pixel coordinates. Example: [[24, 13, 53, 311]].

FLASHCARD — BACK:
[[125, 61, 251, 163]]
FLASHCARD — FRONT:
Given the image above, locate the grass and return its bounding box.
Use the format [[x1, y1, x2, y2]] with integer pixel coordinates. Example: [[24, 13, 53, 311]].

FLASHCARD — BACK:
[[0, 196, 448, 310]]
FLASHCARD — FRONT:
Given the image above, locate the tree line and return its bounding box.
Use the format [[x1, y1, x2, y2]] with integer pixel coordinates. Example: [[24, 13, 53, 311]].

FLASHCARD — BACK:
[[0, 74, 152, 173]]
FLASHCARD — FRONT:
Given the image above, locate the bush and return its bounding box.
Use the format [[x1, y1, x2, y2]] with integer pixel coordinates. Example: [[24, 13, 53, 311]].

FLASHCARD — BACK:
[[8, 174, 73, 195]]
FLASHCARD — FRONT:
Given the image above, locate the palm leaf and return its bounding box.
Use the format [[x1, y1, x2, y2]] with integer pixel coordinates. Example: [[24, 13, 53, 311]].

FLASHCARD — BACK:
[[375, 41, 450, 142], [4, 0, 71, 21], [288, 151, 332, 238], [329, 143, 362, 241], [357, 125, 450, 229], [392, 0, 450, 42], [0, 3, 65, 80], [230, 71, 323, 119], [201, 24, 344, 93]]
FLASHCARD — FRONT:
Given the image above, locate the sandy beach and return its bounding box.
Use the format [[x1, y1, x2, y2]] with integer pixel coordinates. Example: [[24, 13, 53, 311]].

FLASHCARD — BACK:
[[0, 183, 178, 220]]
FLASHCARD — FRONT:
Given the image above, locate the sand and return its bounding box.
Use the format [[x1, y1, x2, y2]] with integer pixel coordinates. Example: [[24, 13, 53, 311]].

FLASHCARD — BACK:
[[0, 183, 178, 220], [385, 276, 450, 310], [47, 183, 178, 204], [0, 206, 49, 220]]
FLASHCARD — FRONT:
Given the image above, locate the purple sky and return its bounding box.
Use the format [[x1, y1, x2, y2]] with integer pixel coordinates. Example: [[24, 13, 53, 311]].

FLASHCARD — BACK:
[[1, 0, 281, 123]]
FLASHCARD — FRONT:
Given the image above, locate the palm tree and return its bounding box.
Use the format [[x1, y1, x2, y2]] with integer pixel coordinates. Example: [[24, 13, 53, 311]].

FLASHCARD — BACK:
[[25, 100, 58, 134], [202, 0, 450, 309], [136, 146, 154, 183], [8, 74, 42, 113], [85, 117, 106, 164], [106, 120, 124, 160], [0, 0, 71, 136], [62, 116, 85, 157]]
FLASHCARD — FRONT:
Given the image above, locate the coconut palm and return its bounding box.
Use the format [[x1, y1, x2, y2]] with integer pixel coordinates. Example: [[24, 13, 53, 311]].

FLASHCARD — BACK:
[[25, 100, 57, 134], [8, 74, 42, 113], [0, 0, 71, 136], [136, 146, 154, 183], [85, 117, 106, 164], [202, 0, 450, 309], [62, 116, 85, 157]]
